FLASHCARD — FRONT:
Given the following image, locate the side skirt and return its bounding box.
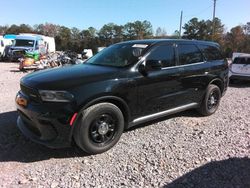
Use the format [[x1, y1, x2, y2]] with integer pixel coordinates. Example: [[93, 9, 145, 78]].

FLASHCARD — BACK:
[[129, 103, 199, 127]]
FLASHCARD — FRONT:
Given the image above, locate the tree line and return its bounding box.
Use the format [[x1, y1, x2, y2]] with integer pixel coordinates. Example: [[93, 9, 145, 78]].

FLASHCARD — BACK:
[[0, 18, 249, 57]]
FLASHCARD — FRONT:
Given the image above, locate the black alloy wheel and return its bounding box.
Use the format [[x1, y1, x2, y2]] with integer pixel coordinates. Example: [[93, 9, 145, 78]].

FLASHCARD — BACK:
[[90, 114, 116, 144], [198, 84, 221, 116], [74, 103, 124, 154]]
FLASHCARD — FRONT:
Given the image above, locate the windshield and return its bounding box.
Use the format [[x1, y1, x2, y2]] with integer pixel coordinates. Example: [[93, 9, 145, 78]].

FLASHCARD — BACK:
[[86, 43, 148, 67], [14, 39, 35, 47]]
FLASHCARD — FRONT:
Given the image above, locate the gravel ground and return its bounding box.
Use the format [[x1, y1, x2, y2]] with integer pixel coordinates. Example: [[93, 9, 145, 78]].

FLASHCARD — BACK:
[[0, 62, 249, 188]]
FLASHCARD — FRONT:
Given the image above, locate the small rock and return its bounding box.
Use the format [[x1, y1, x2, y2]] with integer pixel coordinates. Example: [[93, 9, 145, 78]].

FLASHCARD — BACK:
[[18, 177, 29, 184], [51, 181, 59, 188]]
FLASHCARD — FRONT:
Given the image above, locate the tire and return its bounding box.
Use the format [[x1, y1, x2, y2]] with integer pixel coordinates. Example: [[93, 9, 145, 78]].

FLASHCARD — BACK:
[[74, 103, 124, 154], [198, 84, 221, 116]]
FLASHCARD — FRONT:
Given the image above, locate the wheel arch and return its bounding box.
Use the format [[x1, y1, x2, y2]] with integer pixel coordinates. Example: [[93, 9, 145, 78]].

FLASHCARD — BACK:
[[208, 78, 224, 94], [69, 96, 131, 141]]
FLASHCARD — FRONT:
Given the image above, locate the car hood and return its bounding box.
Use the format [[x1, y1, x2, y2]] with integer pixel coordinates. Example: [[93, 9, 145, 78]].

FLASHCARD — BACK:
[[21, 64, 120, 90]]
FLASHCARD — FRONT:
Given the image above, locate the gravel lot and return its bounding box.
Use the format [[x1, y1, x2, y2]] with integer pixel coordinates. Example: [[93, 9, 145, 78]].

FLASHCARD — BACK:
[[0, 62, 250, 188]]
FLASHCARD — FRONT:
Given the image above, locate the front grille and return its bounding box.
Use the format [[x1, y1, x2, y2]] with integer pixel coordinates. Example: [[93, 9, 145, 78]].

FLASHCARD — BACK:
[[20, 84, 40, 103]]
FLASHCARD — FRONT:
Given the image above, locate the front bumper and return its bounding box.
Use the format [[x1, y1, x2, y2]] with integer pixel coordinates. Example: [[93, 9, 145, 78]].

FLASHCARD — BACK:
[[230, 75, 250, 81], [16, 91, 75, 149]]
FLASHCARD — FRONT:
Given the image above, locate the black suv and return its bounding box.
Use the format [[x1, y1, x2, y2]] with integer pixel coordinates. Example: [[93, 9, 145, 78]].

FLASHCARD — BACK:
[[16, 39, 228, 154]]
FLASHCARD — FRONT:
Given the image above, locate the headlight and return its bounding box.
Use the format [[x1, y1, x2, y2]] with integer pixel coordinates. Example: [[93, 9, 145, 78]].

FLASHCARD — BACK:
[[39, 90, 74, 102]]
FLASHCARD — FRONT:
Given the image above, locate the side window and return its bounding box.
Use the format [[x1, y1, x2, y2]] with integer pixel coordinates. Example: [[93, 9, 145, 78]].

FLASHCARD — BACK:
[[177, 44, 203, 65], [1, 40, 4, 47], [146, 45, 175, 68], [198, 45, 223, 61]]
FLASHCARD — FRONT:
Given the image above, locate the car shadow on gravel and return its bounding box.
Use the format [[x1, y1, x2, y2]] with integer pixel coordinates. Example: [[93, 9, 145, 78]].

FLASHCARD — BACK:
[[164, 157, 250, 188], [0, 111, 87, 163]]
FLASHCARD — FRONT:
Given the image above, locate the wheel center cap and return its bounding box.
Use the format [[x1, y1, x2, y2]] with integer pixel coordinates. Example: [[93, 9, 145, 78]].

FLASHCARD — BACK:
[[210, 96, 215, 104], [98, 123, 109, 135]]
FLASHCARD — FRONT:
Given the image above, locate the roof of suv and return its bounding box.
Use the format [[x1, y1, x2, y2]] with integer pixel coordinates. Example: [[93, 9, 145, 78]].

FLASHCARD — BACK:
[[119, 39, 219, 47]]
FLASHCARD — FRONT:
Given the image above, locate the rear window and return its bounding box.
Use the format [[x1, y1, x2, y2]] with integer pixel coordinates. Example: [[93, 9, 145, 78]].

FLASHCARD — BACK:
[[233, 57, 250, 65], [198, 45, 223, 61]]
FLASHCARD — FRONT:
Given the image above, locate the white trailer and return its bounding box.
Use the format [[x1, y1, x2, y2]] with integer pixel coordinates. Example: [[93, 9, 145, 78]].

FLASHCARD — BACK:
[[0, 36, 13, 59], [19, 33, 56, 53]]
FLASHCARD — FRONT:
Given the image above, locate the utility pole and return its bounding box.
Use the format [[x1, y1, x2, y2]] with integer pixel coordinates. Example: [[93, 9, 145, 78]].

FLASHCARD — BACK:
[[212, 0, 217, 40], [179, 10, 183, 39]]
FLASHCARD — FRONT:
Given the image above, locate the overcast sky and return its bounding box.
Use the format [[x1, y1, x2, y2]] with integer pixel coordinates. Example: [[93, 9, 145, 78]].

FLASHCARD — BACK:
[[0, 0, 249, 34]]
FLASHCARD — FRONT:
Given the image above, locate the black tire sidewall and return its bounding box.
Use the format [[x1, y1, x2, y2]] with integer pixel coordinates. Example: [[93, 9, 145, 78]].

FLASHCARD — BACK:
[[74, 103, 124, 154], [203, 85, 221, 115]]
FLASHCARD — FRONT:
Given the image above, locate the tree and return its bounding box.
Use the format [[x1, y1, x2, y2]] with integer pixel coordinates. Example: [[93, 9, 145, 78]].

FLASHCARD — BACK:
[[98, 23, 124, 45], [123, 20, 153, 40], [55, 26, 72, 51], [183, 17, 224, 42], [155, 27, 167, 37], [224, 26, 247, 56], [6, 24, 33, 34], [242, 22, 250, 35], [0, 25, 9, 35], [34, 23, 59, 37]]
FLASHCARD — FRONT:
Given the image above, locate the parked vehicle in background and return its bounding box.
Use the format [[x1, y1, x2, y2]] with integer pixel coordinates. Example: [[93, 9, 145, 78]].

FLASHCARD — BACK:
[[229, 56, 250, 82], [97, 47, 106, 53], [8, 34, 55, 61], [16, 39, 228, 154], [82, 49, 93, 60], [0, 36, 14, 60]]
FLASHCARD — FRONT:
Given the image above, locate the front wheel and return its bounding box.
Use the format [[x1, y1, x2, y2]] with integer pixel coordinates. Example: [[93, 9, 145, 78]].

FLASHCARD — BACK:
[[74, 103, 124, 154], [198, 84, 221, 116]]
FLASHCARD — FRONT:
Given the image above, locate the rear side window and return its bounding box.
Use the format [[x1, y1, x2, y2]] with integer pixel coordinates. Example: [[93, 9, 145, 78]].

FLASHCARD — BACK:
[[146, 45, 175, 68], [1, 40, 4, 47], [198, 45, 223, 61], [233, 57, 250, 65], [177, 44, 203, 65]]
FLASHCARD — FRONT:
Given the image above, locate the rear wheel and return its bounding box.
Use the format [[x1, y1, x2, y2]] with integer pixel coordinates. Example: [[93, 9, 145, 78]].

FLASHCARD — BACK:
[[74, 103, 124, 154], [198, 84, 221, 116]]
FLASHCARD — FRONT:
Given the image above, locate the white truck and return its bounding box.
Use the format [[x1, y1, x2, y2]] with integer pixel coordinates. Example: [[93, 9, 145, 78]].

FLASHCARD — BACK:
[[8, 34, 55, 61], [0, 36, 14, 60]]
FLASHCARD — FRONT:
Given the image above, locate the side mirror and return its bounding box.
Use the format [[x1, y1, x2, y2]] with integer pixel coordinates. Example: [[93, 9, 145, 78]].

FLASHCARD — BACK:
[[138, 63, 147, 76], [145, 60, 162, 70]]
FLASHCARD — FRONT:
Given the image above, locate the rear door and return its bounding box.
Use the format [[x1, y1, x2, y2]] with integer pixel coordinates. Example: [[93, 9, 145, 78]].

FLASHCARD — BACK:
[[231, 57, 250, 75], [175, 43, 208, 104]]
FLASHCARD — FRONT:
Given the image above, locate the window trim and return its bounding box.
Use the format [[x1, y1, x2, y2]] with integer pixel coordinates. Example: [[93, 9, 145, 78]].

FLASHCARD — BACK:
[[161, 61, 205, 70]]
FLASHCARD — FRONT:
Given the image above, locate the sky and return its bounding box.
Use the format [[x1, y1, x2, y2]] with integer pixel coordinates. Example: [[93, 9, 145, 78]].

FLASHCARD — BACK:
[[0, 0, 249, 34]]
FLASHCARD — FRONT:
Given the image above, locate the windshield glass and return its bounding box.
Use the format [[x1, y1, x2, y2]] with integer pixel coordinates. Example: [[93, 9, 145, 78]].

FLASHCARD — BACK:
[[15, 39, 35, 47], [86, 43, 148, 67]]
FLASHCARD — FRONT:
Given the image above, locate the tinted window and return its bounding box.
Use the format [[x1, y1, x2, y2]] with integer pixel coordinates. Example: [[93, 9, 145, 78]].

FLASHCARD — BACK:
[[146, 45, 175, 68], [233, 57, 250, 65], [1, 40, 4, 47], [198, 45, 223, 61], [178, 44, 203, 65]]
